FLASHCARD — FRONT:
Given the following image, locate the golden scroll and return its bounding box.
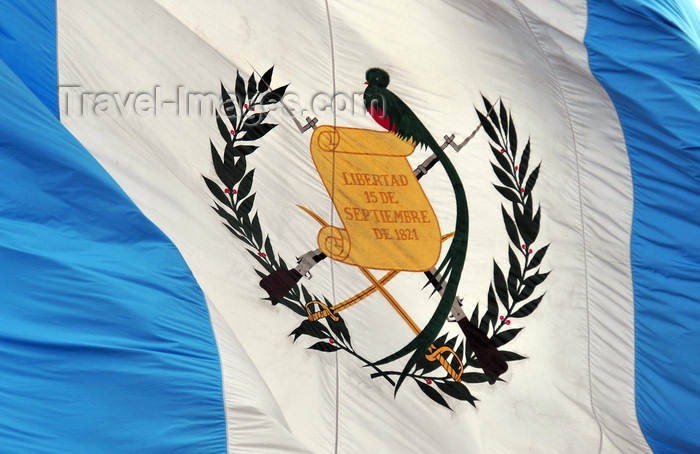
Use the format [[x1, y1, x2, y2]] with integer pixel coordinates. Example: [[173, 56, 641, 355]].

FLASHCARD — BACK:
[[309, 126, 441, 271]]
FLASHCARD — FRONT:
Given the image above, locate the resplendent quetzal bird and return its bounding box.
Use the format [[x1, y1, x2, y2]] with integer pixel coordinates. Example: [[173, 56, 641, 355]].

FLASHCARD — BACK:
[[363, 68, 503, 392]]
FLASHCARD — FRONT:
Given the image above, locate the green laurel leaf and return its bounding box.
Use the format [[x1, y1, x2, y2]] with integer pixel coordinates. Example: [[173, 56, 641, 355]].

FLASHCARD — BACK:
[[213, 204, 239, 231], [264, 237, 275, 266], [490, 144, 511, 171], [507, 247, 521, 299], [290, 320, 329, 341], [476, 110, 501, 147], [243, 112, 270, 127], [508, 115, 518, 159], [261, 84, 288, 105], [203, 176, 231, 208], [511, 295, 544, 318], [460, 337, 473, 364], [478, 311, 490, 336], [237, 170, 255, 200], [246, 249, 274, 273], [500, 351, 527, 361], [251, 213, 263, 248], [520, 206, 541, 245], [518, 140, 531, 183], [225, 143, 258, 159], [502, 206, 520, 247], [469, 304, 479, 326], [247, 73, 257, 102], [444, 336, 458, 353], [481, 95, 495, 122], [301, 286, 315, 304], [237, 194, 255, 216], [239, 212, 252, 234], [229, 155, 246, 185], [215, 110, 231, 143], [499, 103, 509, 148], [258, 66, 274, 92], [492, 162, 516, 189], [517, 272, 549, 302], [308, 341, 340, 353], [525, 163, 540, 194], [210, 141, 236, 189], [486, 99, 501, 133], [493, 261, 508, 306], [224, 224, 248, 244], [276, 296, 307, 317], [491, 328, 523, 348], [494, 185, 521, 204], [239, 123, 277, 141], [416, 380, 451, 410], [524, 190, 533, 215], [234, 71, 246, 108], [526, 244, 550, 271], [486, 285, 499, 331], [436, 380, 477, 407], [434, 333, 449, 347]]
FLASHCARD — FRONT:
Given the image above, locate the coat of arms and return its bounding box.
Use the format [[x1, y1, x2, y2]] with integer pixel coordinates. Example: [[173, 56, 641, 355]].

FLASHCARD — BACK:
[[203, 66, 549, 409]]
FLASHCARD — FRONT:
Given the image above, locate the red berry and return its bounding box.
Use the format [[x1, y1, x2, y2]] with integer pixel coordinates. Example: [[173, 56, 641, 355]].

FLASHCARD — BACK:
[[514, 166, 519, 170], [520, 188, 525, 192], [506, 320, 511, 325], [232, 189, 238, 194], [499, 315, 504, 320], [244, 104, 248, 109], [522, 244, 526, 249], [500, 149, 505, 153], [230, 129, 235, 135], [251, 107, 255, 111], [529, 249, 533, 254], [329, 339, 335, 344], [426, 379, 433, 385], [224, 188, 230, 193]]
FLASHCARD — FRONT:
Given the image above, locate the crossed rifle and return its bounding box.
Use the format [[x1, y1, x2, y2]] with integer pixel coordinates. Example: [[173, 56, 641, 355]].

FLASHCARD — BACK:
[[260, 104, 507, 384]]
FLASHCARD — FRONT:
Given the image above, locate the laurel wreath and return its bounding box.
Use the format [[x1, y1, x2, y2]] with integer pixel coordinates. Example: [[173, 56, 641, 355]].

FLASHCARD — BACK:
[[203, 68, 548, 410]]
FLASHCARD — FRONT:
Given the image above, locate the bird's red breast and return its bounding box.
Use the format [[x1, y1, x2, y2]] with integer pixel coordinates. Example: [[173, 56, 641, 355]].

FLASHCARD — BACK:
[[368, 104, 396, 132]]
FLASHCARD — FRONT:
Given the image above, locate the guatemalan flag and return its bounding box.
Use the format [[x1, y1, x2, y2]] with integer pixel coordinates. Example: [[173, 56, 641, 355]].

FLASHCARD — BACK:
[[1, 1, 698, 453]]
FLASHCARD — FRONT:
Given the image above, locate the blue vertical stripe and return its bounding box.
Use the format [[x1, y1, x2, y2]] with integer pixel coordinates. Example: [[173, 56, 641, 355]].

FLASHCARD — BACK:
[[586, 0, 700, 452], [0, 0, 57, 115], [0, 5, 227, 453]]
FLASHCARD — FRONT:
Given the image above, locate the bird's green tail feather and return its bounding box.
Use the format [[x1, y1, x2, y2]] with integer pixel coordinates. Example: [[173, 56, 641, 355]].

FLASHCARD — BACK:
[[369, 139, 470, 393]]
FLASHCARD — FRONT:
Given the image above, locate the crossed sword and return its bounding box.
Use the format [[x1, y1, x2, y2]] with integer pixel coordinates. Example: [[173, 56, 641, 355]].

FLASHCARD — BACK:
[[259, 103, 507, 384]]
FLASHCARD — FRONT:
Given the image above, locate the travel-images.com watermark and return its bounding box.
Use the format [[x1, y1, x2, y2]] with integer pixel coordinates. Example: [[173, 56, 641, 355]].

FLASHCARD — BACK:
[[58, 85, 382, 119]]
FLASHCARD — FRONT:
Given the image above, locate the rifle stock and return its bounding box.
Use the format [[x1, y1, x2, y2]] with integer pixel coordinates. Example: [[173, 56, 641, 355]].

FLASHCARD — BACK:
[[457, 317, 508, 384], [259, 249, 325, 300]]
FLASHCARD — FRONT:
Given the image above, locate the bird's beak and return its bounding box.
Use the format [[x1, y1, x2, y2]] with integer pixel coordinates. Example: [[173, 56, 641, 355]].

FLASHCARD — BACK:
[[364, 81, 368, 85]]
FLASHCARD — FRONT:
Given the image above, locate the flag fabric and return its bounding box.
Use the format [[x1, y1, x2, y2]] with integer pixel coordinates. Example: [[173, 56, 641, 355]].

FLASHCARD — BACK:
[[1, 0, 698, 453]]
